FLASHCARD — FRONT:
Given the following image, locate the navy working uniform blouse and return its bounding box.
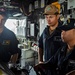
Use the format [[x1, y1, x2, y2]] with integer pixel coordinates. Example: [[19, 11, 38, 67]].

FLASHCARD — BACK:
[[38, 22, 63, 62], [0, 27, 18, 62], [44, 44, 75, 75]]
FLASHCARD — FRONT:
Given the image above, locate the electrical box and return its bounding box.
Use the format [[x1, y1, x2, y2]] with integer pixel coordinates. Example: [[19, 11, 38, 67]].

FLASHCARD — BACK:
[[30, 23, 35, 37], [30, 23, 38, 39], [68, 0, 75, 9]]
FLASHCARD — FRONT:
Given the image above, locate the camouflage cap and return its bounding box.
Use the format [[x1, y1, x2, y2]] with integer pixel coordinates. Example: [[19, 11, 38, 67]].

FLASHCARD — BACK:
[[58, 18, 75, 31], [43, 4, 59, 15]]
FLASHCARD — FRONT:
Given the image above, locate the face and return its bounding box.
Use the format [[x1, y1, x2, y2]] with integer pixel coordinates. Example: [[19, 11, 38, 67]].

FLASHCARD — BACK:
[[45, 14, 59, 27], [0, 15, 6, 28], [61, 29, 74, 43]]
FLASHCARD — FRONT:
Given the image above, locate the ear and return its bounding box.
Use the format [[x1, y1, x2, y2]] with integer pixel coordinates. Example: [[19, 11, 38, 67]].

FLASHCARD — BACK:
[[74, 29, 75, 34], [57, 15, 60, 20]]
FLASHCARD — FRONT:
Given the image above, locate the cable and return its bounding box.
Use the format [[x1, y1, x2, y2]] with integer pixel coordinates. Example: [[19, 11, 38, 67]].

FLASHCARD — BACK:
[[58, 0, 67, 4], [0, 62, 15, 75]]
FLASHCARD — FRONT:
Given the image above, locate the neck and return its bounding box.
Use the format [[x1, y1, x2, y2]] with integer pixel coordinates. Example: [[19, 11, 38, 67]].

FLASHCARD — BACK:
[[49, 22, 58, 31], [67, 40, 75, 50], [0, 27, 3, 33]]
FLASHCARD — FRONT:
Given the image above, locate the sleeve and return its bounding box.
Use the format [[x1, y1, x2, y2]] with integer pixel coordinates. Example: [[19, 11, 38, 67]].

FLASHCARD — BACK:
[[38, 33, 43, 49], [44, 48, 61, 69], [10, 33, 19, 55]]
